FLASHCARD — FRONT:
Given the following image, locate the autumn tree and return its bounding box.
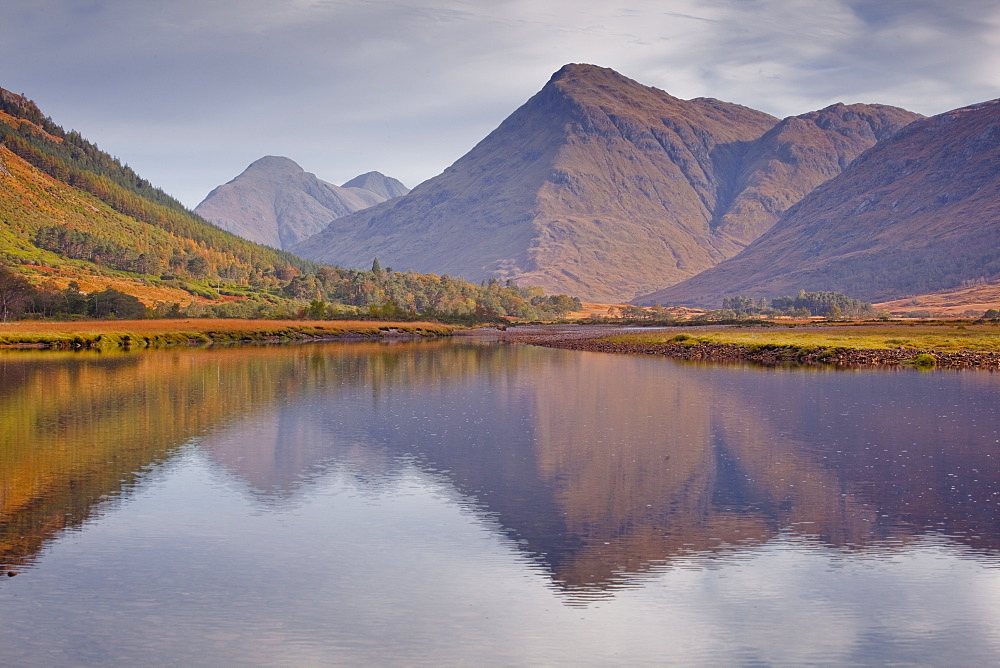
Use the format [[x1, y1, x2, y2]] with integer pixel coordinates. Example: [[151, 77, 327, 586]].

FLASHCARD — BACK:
[[0, 266, 35, 322]]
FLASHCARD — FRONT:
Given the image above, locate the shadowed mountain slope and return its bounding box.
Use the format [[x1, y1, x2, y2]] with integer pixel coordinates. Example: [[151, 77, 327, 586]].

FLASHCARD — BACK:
[[638, 99, 1000, 307], [195, 157, 408, 249], [293, 64, 917, 301], [713, 102, 922, 243]]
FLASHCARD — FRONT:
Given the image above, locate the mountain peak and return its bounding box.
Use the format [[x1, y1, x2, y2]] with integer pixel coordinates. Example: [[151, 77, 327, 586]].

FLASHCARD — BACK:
[[196, 158, 406, 249], [550, 63, 619, 81], [546, 63, 681, 105], [341, 171, 409, 199], [244, 155, 304, 175]]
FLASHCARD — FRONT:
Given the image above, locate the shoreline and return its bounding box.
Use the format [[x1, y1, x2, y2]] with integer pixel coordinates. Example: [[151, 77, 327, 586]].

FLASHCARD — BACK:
[[477, 324, 1000, 370], [0, 319, 458, 351], [4, 320, 999, 369]]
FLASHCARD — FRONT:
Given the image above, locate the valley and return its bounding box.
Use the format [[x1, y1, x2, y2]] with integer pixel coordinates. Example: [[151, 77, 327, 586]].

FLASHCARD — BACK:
[[1, 64, 997, 323]]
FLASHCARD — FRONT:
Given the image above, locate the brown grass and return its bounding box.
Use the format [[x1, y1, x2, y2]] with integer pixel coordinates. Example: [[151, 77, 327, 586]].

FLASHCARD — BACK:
[[0, 319, 459, 351], [21, 265, 219, 306], [875, 282, 1000, 316]]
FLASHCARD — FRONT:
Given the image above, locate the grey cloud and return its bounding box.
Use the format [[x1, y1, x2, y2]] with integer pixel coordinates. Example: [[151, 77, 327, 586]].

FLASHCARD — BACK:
[[659, 0, 1000, 115], [1, 0, 996, 208]]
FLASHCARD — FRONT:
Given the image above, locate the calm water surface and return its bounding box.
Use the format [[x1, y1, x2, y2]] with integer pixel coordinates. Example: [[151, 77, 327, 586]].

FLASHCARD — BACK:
[[1, 341, 999, 665]]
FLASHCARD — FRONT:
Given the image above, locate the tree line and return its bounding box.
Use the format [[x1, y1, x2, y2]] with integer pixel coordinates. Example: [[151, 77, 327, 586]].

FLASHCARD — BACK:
[[721, 291, 878, 319], [0, 267, 145, 321], [0, 263, 582, 323]]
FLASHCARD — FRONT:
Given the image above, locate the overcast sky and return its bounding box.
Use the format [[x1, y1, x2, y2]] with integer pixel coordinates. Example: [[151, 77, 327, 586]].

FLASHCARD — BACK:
[[3, 0, 999, 208]]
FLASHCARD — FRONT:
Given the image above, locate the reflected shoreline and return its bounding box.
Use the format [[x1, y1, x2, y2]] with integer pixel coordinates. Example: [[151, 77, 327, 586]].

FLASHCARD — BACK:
[[2, 340, 1000, 595]]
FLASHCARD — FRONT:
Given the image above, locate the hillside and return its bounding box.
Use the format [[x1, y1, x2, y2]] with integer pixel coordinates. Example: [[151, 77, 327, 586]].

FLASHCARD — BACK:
[[0, 145, 245, 306], [638, 99, 1000, 307], [874, 282, 1000, 317], [292, 64, 918, 302], [713, 102, 921, 244], [0, 86, 578, 321], [194, 157, 409, 248], [0, 87, 316, 289]]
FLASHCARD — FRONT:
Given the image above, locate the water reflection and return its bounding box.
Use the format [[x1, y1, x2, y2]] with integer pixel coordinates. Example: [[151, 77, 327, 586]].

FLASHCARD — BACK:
[[2, 342, 1000, 601]]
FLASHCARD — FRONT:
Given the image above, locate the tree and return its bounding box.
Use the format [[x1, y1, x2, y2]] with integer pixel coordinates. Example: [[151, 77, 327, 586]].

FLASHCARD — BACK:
[[722, 295, 757, 315], [371, 257, 381, 273], [87, 287, 146, 319], [59, 282, 87, 316], [0, 266, 35, 322], [186, 254, 210, 277], [306, 299, 328, 320]]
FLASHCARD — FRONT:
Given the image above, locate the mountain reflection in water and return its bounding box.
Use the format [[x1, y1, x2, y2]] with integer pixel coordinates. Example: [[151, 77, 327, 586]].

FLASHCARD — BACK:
[[2, 341, 998, 601]]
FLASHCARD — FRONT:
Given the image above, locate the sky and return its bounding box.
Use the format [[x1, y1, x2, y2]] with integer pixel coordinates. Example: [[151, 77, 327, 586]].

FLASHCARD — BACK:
[[2, 0, 999, 209]]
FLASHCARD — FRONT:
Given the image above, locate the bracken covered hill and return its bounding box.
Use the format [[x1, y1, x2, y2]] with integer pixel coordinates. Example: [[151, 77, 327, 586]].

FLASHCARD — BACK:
[[639, 99, 1000, 307], [293, 64, 918, 302], [0, 86, 317, 301]]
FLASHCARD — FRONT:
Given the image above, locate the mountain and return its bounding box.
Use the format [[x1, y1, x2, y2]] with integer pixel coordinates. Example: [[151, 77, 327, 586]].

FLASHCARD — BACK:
[[0, 85, 578, 321], [292, 64, 918, 302], [341, 171, 409, 199], [637, 99, 1000, 307], [194, 157, 409, 249]]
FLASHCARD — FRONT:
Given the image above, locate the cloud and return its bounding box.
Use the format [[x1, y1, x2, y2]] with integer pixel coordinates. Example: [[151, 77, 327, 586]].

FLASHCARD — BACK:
[[651, 0, 1000, 114], [1, 0, 997, 207]]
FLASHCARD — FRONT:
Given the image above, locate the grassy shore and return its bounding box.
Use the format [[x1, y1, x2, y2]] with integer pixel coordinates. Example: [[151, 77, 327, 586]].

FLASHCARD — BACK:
[[600, 323, 1000, 353], [0, 319, 459, 351], [506, 322, 1000, 369]]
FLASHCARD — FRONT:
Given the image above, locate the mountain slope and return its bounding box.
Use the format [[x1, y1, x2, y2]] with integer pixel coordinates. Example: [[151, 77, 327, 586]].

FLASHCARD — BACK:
[[0, 87, 317, 292], [194, 157, 408, 249], [293, 64, 917, 302], [713, 102, 922, 244], [638, 99, 1000, 307]]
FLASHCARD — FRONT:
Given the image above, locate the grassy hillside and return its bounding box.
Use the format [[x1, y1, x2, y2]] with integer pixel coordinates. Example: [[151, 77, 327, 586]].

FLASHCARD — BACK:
[[0, 89, 315, 281]]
